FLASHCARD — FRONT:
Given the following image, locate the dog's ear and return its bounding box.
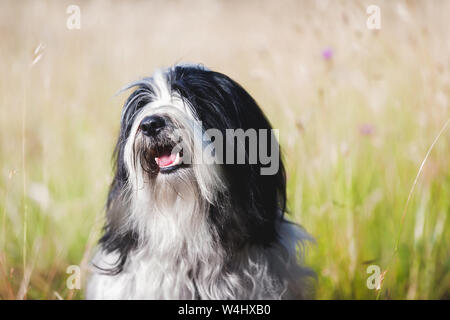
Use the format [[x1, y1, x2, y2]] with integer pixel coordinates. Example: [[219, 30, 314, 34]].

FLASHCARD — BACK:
[[96, 132, 139, 273], [97, 180, 138, 275], [219, 75, 286, 247]]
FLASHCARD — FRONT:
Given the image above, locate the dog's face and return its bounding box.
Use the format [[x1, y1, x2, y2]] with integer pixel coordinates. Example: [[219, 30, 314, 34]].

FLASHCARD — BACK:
[[101, 65, 287, 273], [124, 101, 193, 179], [120, 71, 222, 209], [129, 113, 185, 175]]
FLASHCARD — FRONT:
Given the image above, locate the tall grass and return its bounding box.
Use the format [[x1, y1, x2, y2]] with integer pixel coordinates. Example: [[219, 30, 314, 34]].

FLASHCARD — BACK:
[[0, 0, 448, 299]]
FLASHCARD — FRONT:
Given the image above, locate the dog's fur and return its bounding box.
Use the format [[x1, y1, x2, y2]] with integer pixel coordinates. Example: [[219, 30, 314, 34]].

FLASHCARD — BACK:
[[86, 64, 314, 299]]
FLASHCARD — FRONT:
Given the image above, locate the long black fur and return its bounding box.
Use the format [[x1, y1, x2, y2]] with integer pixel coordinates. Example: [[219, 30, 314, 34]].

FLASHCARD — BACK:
[[99, 65, 287, 275]]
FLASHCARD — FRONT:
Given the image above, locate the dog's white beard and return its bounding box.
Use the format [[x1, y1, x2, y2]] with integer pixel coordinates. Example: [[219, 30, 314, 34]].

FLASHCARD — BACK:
[[87, 178, 312, 300], [87, 127, 312, 300], [121, 170, 223, 299]]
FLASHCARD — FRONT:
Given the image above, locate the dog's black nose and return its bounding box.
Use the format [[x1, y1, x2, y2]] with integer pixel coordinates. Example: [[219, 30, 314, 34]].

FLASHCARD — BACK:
[[140, 115, 166, 136]]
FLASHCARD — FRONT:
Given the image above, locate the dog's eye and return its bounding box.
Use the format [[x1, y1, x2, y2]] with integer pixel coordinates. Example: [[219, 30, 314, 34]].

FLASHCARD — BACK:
[[135, 99, 149, 111]]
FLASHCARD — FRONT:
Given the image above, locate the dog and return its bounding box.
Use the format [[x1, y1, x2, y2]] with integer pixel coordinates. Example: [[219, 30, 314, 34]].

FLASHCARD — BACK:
[[86, 64, 314, 299]]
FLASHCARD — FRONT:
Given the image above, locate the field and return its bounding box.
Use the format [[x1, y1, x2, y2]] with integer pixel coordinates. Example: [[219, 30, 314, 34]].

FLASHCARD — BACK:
[[0, 0, 448, 299]]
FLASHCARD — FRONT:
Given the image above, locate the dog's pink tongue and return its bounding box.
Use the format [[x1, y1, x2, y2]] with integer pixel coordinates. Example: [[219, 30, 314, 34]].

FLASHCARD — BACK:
[[156, 153, 176, 167]]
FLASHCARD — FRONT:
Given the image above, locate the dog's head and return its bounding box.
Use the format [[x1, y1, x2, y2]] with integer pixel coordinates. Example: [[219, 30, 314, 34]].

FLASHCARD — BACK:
[[101, 65, 287, 273]]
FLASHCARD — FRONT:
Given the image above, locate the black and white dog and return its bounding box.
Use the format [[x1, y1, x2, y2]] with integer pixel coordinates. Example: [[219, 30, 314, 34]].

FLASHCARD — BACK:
[[86, 64, 313, 299]]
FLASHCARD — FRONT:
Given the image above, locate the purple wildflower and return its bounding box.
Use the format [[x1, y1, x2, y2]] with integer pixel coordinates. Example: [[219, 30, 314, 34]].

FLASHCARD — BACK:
[[322, 48, 333, 60], [359, 124, 375, 136]]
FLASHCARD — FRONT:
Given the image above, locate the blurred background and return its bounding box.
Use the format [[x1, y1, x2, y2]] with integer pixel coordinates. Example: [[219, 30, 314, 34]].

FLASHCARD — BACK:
[[0, 0, 449, 299]]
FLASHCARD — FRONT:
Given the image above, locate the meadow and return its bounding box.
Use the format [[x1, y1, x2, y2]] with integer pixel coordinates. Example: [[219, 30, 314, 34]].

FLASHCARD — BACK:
[[0, 0, 448, 299]]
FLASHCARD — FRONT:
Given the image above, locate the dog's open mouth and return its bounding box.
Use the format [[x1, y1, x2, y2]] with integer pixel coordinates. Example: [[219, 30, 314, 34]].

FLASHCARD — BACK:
[[155, 150, 181, 169], [151, 144, 184, 173]]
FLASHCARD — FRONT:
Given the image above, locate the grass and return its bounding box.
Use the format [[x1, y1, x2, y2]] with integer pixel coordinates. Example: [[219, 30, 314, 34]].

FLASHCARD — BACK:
[[0, 0, 449, 299]]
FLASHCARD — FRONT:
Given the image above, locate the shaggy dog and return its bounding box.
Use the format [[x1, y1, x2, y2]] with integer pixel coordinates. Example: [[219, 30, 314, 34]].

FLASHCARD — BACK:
[[86, 64, 313, 299]]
